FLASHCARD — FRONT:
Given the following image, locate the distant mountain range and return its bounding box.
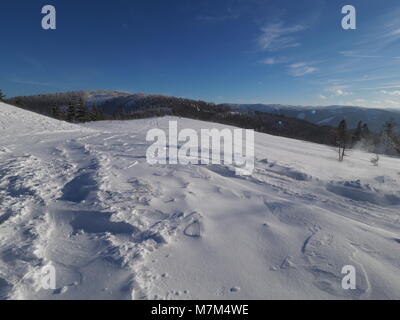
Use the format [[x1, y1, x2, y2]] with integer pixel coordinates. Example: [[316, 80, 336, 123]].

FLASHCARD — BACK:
[[7, 90, 400, 132], [222, 103, 400, 132]]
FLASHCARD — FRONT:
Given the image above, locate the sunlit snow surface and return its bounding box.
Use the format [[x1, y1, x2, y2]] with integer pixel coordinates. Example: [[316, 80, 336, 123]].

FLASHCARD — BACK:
[[0, 102, 399, 300]]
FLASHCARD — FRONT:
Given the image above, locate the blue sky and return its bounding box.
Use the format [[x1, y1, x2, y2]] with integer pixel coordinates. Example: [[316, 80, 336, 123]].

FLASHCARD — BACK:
[[1, 0, 400, 108]]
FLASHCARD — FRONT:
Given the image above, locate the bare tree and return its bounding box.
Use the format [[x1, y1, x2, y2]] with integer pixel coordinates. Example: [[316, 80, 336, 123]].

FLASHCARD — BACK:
[[337, 119, 347, 161]]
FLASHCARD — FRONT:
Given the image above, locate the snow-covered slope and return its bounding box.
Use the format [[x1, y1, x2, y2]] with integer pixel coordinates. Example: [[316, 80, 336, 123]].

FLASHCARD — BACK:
[[0, 103, 399, 300], [0, 102, 84, 137]]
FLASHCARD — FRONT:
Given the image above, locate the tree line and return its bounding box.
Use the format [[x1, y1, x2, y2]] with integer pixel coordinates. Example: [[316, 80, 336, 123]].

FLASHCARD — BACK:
[[336, 118, 400, 161], [51, 96, 106, 123]]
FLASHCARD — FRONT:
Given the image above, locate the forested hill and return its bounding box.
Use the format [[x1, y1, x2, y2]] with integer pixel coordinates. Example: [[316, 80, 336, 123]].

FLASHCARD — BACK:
[[6, 90, 338, 146]]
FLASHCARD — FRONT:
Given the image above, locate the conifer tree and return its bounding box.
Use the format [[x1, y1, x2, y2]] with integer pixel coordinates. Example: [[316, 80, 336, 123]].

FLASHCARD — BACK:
[[361, 123, 370, 139], [67, 100, 76, 122], [380, 120, 400, 155], [76, 97, 88, 123], [0, 89, 6, 101], [352, 120, 363, 145], [51, 104, 60, 119], [91, 104, 100, 121]]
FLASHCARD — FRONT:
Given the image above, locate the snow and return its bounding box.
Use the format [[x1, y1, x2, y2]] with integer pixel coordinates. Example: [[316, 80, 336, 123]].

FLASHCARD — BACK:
[[0, 102, 86, 137], [0, 102, 399, 300]]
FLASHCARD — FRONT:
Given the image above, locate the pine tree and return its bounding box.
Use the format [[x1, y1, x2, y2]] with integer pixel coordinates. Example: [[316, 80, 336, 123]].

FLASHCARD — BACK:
[[337, 119, 347, 161], [91, 104, 97, 121], [352, 120, 363, 145], [361, 123, 370, 139], [359, 123, 374, 151], [379, 120, 400, 155], [67, 100, 76, 123], [90, 104, 100, 121], [0, 89, 5, 101], [51, 104, 60, 119], [97, 107, 105, 121], [76, 97, 88, 123]]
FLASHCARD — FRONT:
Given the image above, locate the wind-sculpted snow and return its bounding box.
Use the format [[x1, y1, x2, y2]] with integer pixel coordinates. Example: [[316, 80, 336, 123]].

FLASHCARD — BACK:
[[0, 103, 399, 299]]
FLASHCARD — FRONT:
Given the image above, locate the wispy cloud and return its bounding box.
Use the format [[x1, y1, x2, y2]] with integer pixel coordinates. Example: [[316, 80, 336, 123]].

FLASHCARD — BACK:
[[333, 89, 350, 96], [10, 79, 54, 87], [354, 7, 400, 51], [339, 51, 381, 59], [288, 62, 317, 77], [326, 86, 352, 96], [197, 8, 240, 23], [380, 90, 400, 96], [260, 57, 288, 65], [257, 22, 306, 51], [318, 86, 352, 100], [353, 98, 366, 104], [382, 99, 400, 107], [9, 78, 68, 90]]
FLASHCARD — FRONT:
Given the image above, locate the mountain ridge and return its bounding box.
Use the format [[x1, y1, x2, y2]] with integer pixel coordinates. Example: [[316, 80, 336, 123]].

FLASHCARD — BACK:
[[6, 90, 400, 132]]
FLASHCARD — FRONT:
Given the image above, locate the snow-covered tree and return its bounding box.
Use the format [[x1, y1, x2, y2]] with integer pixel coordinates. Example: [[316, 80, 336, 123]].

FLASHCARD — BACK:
[[378, 120, 400, 155]]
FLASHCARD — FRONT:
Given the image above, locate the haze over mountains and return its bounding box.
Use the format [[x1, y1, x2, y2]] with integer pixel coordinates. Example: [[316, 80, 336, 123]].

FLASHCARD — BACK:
[[7, 90, 400, 132], [225, 103, 400, 133]]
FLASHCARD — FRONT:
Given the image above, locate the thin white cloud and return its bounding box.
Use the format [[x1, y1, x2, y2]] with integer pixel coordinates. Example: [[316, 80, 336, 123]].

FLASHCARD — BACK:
[[380, 90, 400, 96], [339, 51, 381, 58], [370, 84, 400, 89], [355, 7, 400, 50], [353, 98, 366, 103], [260, 57, 288, 65], [197, 8, 240, 23], [289, 62, 317, 77], [258, 22, 306, 52], [261, 57, 278, 65], [334, 89, 348, 96], [383, 99, 400, 107], [325, 86, 352, 96]]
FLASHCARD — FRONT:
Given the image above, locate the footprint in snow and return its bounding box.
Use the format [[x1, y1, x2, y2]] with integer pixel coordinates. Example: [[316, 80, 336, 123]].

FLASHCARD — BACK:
[[182, 212, 203, 238], [184, 220, 202, 238]]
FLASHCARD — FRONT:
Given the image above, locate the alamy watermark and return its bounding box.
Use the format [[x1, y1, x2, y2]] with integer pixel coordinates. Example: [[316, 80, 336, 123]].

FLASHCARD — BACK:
[[146, 121, 255, 176], [41, 5, 56, 30], [40, 265, 56, 290], [23, 265, 57, 291], [341, 5, 356, 30], [341, 265, 356, 290], [40, 5, 357, 31]]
